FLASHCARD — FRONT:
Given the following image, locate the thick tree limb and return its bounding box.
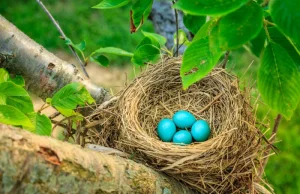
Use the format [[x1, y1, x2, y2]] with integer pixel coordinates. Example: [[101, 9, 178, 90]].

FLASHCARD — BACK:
[[0, 124, 194, 194], [0, 15, 110, 103]]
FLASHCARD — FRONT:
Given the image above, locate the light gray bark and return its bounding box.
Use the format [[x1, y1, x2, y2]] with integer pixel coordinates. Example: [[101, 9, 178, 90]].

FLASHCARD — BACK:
[[0, 124, 194, 194], [0, 15, 110, 104], [150, 0, 190, 53]]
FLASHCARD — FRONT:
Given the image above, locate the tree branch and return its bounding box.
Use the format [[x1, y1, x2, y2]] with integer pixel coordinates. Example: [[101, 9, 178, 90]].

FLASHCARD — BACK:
[[0, 15, 110, 104], [0, 124, 194, 194], [35, 0, 89, 78]]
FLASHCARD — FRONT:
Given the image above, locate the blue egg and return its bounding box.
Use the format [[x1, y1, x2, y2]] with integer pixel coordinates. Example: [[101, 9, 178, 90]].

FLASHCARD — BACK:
[[172, 110, 196, 128], [157, 118, 176, 142], [172, 130, 192, 145], [191, 120, 211, 142]]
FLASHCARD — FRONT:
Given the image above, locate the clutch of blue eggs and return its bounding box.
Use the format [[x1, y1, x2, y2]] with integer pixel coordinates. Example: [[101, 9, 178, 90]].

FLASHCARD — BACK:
[[157, 110, 211, 145]]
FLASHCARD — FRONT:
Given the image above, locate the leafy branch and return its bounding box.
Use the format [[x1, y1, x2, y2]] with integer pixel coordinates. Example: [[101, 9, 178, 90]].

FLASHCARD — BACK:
[[36, 0, 90, 78]]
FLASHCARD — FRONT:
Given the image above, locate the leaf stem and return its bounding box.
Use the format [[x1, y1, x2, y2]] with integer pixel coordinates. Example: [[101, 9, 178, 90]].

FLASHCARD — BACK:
[[263, 19, 271, 42], [36, 0, 89, 78], [220, 51, 230, 69], [37, 103, 50, 113]]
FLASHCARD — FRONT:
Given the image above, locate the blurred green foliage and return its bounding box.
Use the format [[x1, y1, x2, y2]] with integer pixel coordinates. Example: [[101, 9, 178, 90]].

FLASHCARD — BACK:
[[0, 0, 154, 65], [0, 1, 299, 193], [228, 49, 300, 194]]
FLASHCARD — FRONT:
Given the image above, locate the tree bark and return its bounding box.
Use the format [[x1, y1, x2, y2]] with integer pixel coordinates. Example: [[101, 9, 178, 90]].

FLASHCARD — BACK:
[[0, 15, 110, 104], [0, 124, 194, 194], [150, 0, 190, 53]]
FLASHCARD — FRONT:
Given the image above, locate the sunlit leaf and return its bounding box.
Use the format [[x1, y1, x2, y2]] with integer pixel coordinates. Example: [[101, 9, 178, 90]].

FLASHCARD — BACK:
[[65, 37, 86, 51], [51, 83, 95, 110], [93, 47, 133, 57], [142, 31, 167, 46], [131, 44, 160, 66], [180, 38, 222, 89], [27, 112, 52, 136], [55, 107, 83, 120], [258, 42, 300, 119], [0, 82, 34, 114], [174, 0, 249, 16], [93, 0, 130, 9], [0, 105, 32, 127], [0, 68, 9, 83], [193, 20, 214, 41], [174, 29, 190, 46], [136, 37, 160, 50]]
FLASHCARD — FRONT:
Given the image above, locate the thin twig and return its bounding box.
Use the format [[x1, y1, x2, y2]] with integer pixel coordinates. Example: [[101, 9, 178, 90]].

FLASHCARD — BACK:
[[259, 114, 282, 177], [36, 0, 89, 78], [49, 112, 60, 119], [220, 51, 230, 69], [173, 0, 179, 57]]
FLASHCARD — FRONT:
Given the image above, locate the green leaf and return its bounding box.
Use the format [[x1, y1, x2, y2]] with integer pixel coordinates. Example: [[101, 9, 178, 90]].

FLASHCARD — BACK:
[[137, 37, 160, 50], [93, 0, 130, 9], [174, 0, 249, 16], [268, 27, 300, 69], [183, 14, 206, 34], [55, 107, 83, 120], [180, 38, 222, 89], [270, 0, 300, 48], [142, 31, 167, 46], [0, 82, 34, 114], [46, 98, 52, 104], [0, 105, 32, 127], [193, 20, 214, 41], [93, 47, 133, 57], [27, 112, 52, 136], [65, 38, 86, 52], [215, 1, 264, 50], [174, 29, 190, 46], [10, 75, 25, 86], [249, 27, 266, 57], [91, 55, 110, 67], [51, 83, 95, 110], [258, 42, 300, 119], [209, 24, 224, 64], [0, 68, 10, 83], [131, 44, 160, 66], [132, 0, 153, 28]]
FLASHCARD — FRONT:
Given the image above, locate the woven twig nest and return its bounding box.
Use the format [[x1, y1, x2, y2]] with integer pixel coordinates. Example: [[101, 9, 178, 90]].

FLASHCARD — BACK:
[[88, 57, 269, 193]]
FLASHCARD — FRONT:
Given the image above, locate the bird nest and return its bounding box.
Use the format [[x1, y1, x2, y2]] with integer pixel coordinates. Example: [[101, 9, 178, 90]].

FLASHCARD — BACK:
[[88, 57, 271, 193]]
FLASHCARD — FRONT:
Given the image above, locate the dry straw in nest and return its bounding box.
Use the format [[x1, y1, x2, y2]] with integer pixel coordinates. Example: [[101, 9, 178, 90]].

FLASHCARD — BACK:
[[88, 57, 271, 193]]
